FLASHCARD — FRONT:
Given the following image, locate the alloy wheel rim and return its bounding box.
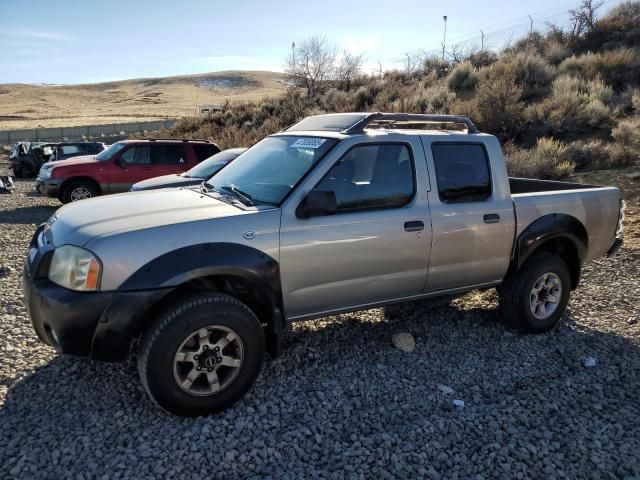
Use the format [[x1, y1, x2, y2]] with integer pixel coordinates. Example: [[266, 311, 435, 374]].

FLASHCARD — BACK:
[[173, 325, 244, 396], [70, 187, 92, 201], [529, 272, 562, 320]]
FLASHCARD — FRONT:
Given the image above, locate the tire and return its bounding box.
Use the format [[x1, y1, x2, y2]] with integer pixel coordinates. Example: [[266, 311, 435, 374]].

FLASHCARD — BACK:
[[137, 293, 265, 417], [499, 252, 571, 333], [62, 180, 99, 203], [12, 166, 24, 179]]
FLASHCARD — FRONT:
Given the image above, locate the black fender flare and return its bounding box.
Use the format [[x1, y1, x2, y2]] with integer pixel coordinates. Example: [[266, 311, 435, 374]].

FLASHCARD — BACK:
[[514, 213, 588, 272], [119, 242, 282, 306], [92, 243, 283, 361]]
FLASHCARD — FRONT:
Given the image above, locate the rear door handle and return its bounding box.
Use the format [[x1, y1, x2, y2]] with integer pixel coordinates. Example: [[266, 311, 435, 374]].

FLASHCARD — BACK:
[[483, 213, 501, 224], [404, 221, 424, 232]]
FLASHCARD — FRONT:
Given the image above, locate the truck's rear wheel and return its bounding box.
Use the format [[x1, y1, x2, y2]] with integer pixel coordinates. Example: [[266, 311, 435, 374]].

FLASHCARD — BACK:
[[499, 252, 571, 333], [62, 180, 98, 203], [138, 293, 265, 417]]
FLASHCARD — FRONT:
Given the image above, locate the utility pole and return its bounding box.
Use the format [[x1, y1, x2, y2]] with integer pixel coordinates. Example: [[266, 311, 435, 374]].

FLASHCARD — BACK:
[[481, 29, 485, 50], [442, 15, 448, 60], [405, 53, 411, 73], [194, 82, 199, 117], [528, 15, 534, 33], [378, 61, 382, 77], [291, 41, 296, 67]]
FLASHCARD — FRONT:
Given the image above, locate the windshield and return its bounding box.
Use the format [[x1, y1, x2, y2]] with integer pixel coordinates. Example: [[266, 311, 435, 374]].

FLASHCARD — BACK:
[[188, 150, 240, 178], [207, 136, 338, 205], [95, 142, 126, 161]]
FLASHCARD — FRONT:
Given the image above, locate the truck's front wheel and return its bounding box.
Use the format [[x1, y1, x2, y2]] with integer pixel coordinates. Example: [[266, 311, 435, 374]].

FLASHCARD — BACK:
[[499, 252, 571, 333], [138, 293, 265, 416]]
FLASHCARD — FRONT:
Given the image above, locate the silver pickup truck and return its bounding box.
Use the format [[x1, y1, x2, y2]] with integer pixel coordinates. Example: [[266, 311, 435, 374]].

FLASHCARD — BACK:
[[23, 113, 624, 416]]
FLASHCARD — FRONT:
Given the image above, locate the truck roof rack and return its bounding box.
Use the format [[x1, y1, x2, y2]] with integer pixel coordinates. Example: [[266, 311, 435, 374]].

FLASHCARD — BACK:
[[286, 112, 479, 134]]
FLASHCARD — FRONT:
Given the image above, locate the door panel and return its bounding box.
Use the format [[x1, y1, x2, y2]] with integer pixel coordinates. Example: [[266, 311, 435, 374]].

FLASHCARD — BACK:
[[109, 146, 153, 192], [423, 140, 515, 292], [280, 139, 432, 319]]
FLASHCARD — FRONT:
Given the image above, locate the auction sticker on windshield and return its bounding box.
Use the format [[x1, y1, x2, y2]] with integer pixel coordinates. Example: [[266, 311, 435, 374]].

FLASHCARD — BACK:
[[291, 138, 326, 149]]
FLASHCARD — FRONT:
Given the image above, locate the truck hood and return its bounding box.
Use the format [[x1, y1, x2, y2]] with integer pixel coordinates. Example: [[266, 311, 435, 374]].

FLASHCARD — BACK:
[[50, 155, 97, 166], [46, 187, 244, 246], [131, 173, 202, 191]]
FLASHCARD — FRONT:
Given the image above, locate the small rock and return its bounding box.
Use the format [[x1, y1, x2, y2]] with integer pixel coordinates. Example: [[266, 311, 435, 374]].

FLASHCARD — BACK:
[[628, 317, 638, 325], [437, 384, 454, 395], [391, 332, 415, 352], [452, 399, 465, 410], [583, 356, 597, 368]]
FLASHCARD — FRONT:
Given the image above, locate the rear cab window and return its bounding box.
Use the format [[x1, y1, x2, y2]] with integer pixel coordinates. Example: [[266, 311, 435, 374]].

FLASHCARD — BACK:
[[431, 143, 491, 203]]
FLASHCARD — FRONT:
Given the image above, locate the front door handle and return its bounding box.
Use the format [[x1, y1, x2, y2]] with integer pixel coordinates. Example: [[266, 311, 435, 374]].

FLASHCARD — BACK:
[[483, 213, 501, 224], [404, 220, 424, 232]]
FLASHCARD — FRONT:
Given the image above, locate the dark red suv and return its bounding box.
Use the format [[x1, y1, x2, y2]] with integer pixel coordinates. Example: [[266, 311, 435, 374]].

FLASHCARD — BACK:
[[36, 139, 220, 203]]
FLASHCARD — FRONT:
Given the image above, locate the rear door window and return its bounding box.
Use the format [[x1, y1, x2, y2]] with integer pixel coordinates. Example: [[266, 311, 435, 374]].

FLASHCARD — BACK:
[[193, 144, 221, 162], [431, 143, 491, 203], [60, 145, 81, 156], [151, 145, 186, 165]]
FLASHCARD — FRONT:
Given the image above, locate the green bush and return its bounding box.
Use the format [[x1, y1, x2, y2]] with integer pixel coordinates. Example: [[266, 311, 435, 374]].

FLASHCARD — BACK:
[[580, 1, 640, 52], [446, 62, 479, 94], [466, 50, 498, 69], [529, 75, 616, 140], [567, 140, 610, 170], [505, 138, 574, 179], [408, 85, 456, 114], [559, 48, 640, 91], [473, 66, 524, 140], [497, 51, 556, 101], [612, 116, 640, 158]]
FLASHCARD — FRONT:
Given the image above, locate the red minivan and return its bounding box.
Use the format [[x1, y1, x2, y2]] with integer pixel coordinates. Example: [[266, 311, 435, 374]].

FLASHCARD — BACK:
[[36, 139, 220, 203]]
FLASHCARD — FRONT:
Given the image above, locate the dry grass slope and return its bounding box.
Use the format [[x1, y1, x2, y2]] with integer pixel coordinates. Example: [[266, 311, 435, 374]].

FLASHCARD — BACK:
[[0, 71, 286, 130]]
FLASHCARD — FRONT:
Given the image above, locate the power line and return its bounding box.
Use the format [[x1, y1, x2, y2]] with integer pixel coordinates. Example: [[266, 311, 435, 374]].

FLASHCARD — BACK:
[[402, 0, 617, 61]]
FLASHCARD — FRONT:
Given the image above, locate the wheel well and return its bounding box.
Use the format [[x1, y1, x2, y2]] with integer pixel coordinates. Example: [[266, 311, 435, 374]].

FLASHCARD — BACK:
[[134, 274, 278, 351], [59, 177, 102, 199], [525, 237, 581, 289]]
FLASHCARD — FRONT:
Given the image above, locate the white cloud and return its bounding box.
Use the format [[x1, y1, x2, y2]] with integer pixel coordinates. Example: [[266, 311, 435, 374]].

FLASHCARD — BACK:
[[0, 28, 72, 40]]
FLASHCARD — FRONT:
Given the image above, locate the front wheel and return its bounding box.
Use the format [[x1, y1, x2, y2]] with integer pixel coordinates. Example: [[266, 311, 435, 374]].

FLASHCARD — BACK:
[[499, 252, 571, 333], [137, 293, 265, 416], [62, 180, 99, 203]]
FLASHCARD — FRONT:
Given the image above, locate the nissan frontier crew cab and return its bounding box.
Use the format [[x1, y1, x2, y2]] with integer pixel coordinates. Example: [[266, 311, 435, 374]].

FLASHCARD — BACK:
[[23, 113, 625, 416]]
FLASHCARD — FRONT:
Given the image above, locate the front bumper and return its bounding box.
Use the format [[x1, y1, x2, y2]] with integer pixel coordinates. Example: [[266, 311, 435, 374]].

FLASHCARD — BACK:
[[23, 226, 172, 361], [35, 178, 62, 197]]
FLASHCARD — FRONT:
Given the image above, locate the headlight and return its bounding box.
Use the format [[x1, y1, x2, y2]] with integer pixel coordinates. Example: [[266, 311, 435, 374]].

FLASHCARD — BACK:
[[48, 245, 101, 291], [39, 166, 52, 180]]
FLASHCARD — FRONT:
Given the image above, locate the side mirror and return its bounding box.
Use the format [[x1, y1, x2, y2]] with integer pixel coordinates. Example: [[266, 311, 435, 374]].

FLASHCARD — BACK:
[[115, 157, 127, 169], [297, 189, 337, 218]]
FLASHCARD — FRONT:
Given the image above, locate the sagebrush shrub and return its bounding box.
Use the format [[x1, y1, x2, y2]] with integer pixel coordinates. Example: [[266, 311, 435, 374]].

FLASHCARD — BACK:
[[446, 62, 478, 94], [559, 48, 640, 91]]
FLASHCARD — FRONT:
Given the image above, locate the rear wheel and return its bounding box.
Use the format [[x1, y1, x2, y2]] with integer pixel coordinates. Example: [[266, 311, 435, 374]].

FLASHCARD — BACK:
[[138, 293, 265, 416], [499, 252, 571, 333], [62, 180, 99, 203]]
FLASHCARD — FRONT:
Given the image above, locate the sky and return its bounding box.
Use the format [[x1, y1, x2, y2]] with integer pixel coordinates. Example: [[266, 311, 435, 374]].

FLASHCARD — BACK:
[[0, 0, 626, 84]]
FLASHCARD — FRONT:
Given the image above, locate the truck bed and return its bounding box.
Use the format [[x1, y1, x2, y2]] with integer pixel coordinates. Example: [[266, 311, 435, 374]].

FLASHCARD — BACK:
[[509, 177, 598, 194], [509, 177, 620, 263]]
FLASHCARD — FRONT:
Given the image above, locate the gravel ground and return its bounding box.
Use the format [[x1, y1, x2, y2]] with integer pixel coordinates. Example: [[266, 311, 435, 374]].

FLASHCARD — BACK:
[[1, 171, 640, 479]]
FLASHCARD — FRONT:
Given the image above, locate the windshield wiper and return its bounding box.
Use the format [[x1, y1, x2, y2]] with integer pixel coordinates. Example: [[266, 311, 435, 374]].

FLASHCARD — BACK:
[[221, 185, 255, 206]]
